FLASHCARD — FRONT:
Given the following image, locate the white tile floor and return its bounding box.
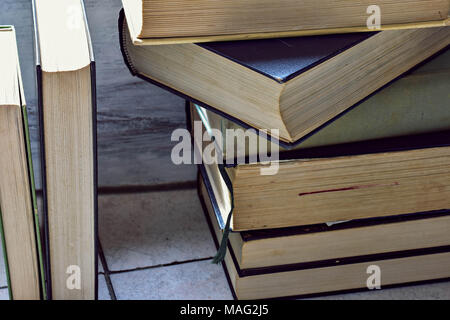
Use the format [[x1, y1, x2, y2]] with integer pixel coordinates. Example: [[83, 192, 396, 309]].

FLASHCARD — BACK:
[[99, 190, 216, 272], [109, 260, 233, 300], [0, 288, 9, 300], [1, 188, 450, 300], [98, 275, 111, 300]]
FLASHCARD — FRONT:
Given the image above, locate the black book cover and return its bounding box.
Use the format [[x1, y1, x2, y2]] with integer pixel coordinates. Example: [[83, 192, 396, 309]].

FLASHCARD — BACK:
[[198, 33, 375, 84]]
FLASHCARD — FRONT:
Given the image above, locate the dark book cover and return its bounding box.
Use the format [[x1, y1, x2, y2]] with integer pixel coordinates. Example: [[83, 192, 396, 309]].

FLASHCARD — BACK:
[[32, 0, 98, 300], [198, 33, 375, 83]]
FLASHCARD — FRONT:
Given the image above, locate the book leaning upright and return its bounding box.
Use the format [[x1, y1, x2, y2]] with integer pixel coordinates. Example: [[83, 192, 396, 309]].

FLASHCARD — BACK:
[[0, 26, 46, 300], [33, 0, 98, 299]]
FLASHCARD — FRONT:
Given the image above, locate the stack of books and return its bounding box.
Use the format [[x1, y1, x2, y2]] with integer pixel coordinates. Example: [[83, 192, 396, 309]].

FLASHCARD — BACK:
[[120, 1, 450, 299]]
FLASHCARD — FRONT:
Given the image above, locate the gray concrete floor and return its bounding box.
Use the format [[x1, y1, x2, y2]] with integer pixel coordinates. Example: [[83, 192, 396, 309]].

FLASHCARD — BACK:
[[2, 188, 449, 300]]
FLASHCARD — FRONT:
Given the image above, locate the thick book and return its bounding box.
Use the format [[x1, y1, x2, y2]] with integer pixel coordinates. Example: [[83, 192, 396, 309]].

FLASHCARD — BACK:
[[122, 0, 450, 45], [191, 104, 450, 231], [120, 10, 450, 146], [33, 0, 98, 300], [0, 26, 46, 300], [199, 173, 450, 300], [200, 165, 450, 271], [194, 49, 450, 160]]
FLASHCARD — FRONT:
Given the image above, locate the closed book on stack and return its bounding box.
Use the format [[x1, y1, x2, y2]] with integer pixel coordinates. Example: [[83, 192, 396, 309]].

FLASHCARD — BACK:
[[0, 26, 46, 300], [198, 172, 450, 299], [121, 0, 449, 44], [120, 9, 450, 146]]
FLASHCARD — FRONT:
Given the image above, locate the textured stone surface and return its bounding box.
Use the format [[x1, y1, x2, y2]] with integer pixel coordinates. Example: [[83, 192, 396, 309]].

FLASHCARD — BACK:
[[110, 260, 233, 300], [98, 274, 111, 300], [0, 288, 9, 300], [99, 190, 216, 271]]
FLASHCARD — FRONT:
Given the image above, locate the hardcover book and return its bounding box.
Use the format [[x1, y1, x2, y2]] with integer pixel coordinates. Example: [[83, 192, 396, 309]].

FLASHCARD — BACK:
[[122, 0, 450, 45], [191, 104, 450, 231], [33, 0, 98, 300], [199, 172, 450, 300], [200, 165, 450, 272], [120, 10, 450, 146], [0, 26, 46, 300], [196, 49, 450, 159]]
